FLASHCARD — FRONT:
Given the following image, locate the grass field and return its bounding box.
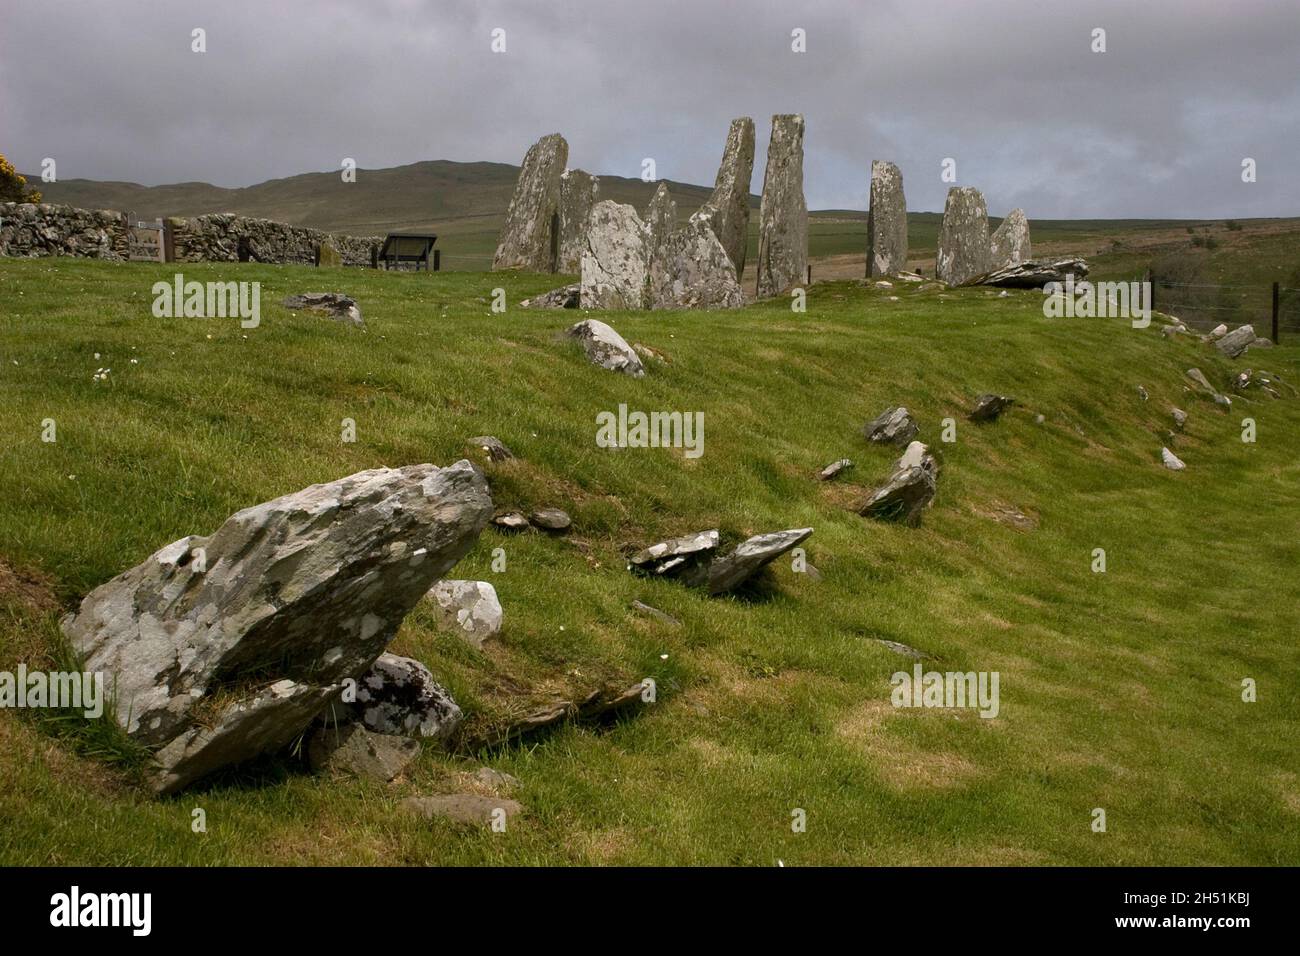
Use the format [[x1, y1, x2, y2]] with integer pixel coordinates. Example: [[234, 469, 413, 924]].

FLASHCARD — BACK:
[[1, 256, 1297, 865]]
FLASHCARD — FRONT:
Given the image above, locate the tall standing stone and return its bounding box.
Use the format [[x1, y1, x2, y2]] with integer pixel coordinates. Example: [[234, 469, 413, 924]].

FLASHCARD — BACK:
[[644, 182, 677, 264], [558, 169, 599, 274], [493, 133, 569, 273], [756, 114, 808, 298], [936, 186, 991, 285], [865, 160, 907, 277], [580, 200, 650, 310], [990, 207, 1031, 268], [696, 117, 755, 278]]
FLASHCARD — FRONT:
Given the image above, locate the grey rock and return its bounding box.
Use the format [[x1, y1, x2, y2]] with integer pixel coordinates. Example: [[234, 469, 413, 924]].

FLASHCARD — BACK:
[[866, 160, 908, 277], [400, 793, 523, 825], [565, 318, 645, 377], [580, 201, 650, 310], [493, 133, 568, 272], [894, 440, 937, 477], [707, 528, 813, 595], [937, 187, 992, 285], [1161, 447, 1186, 471], [492, 511, 531, 532], [1206, 323, 1229, 341], [989, 208, 1031, 267], [557, 169, 599, 273], [648, 214, 745, 310], [349, 653, 463, 741], [427, 581, 503, 648], [969, 394, 1015, 422], [818, 458, 853, 480], [631, 600, 681, 626], [473, 767, 521, 792], [307, 723, 419, 782], [316, 238, 343, 268], [643, 182, 678, 265], [1171, 407, 1188, 429], [628, 529, 719, 587], [858, 465, 937, 527], [63, 462, 491, 793], [282, 292, 363, 327], [1246, 337, 1274, 352], [1186, 368, 1231, 407], [1216, 324, 1257, 359], [875, 639, 925, 659], [864, 406, 919, 445], [530, 508, 572, 531], [469, 435, 515, 462], [1232, 369, 1253, 392], [755, 114, 808, 298], [696, 117, 755, 277], [520, 283, 580, 309], [966, 257, 1089, 288]]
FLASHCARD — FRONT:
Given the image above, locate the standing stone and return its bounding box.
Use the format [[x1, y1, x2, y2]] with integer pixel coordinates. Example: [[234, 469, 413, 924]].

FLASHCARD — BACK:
[[936, 186, 992, 285], [696, 117, 755, 278], [756, 114, 808, 298], [866, 161, 907, 277], [644, 182, 678, 265], [580, 201, 650, 310], [648, 215, 745, 310], [317, 237, 343, 268], [493, 133, 569, 273], [989, 208, 1031, 267], [558, 169, 599, 274]]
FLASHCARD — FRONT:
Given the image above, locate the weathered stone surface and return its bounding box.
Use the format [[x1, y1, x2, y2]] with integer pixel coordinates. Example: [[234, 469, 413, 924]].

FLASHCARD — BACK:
[[580, 201, 650, 310], [818, 458, 853, 480], [631, 600, 681, 626], [864, 407, 919, 445], [307, 723, 419, 782], [696, 117, 755, 277], [282, 292, 363, 327], [876, 639, 925, 659], [529, 508, 571, 531], [756, 114, 808, 298], [866, 160, 908, 277], [492, 511, 531, 531], [1161, 447, 1186, 471], [858, 465, 937, 527], [520, 283, 580, 309], [63, 462, 491, 793], [989, 208, 1031, 268], [347, 652, 463, 741], [428, 580, 503, 648], [401, 793, 523, 825], [644, 182, 678, 263], [648, 215, 745, 310], [557, 168, 599, 273], [937, 187, 992, 285], [565, 318, 645, 377], [468, 435, 515, 462], [628, 530, 719, 587], [1216, 324, 1257, 358], [707, 528, 813, 595], [1186, 368, 1231, 407], [493, 133, 568, 272], [317, 238, 343, 268], [969, 394, 1014, 422], [894, 440, 937, 477], [1171, 407, 1188, 429]]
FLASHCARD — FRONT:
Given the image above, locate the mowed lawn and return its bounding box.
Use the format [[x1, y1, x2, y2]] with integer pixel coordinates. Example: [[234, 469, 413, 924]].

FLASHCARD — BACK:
[[0, 257, 1297, 866]]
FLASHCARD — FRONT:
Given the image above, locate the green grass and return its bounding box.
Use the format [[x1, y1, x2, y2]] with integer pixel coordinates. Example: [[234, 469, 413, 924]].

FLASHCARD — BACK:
[[1, 256, 1297, 865]]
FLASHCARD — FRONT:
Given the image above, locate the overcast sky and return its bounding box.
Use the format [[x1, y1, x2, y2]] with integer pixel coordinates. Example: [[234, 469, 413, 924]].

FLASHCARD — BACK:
[[3, 0, 1296, 218]]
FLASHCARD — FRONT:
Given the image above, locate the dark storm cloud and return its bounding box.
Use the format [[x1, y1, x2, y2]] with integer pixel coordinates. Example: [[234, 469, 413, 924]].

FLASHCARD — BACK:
[[2, 0, 1296, 217]]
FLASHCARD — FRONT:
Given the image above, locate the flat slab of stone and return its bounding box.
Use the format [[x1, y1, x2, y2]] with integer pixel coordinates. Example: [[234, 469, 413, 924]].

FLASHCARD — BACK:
[[866, 160, 907, 277], [937, 187, 992, 286], [530, 508, 572, 531], [492, 511, 531, 531], [631, 600, 681, 626], [967, 257, 1089, 288], [818, 458, 853, 480], [858, 465, 937, 527], [493, 133, 568, 272], [565, 318, 645, 377], [707, 528, 813, 595], [755, 114, 808, 298], [628, 529, 719, 586], [282, 292, 363, 327]]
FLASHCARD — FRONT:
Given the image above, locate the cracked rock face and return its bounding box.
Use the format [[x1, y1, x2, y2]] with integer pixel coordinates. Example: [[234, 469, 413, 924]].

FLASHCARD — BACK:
[[937, 186, 992, 286], [649, 214, 745, 310], [565, 318, 645, 377], [558, 169, 599, 274], [707, 528, 813, 595], [493, 133, 568, 273], [428, 580, 503, 648], [696, 117, 755, 278], [629, 530, 719, 587], [756, 114, 808, 298], [63, 461, 492, 793], [866, 160, 908, 277], [858, 465, 937, 527], [864, 407, 919, 445], [989, 208, 1031, 268], [580, 201, 650, 310]]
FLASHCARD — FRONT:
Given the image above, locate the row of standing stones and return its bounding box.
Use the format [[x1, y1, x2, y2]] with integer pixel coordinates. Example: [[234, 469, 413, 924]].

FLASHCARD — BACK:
[[494, 117, 1066, 315]]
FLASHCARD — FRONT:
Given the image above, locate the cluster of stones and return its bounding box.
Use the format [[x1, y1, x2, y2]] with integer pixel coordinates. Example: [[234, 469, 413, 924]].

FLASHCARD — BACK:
[[0, 202, 379, 266]]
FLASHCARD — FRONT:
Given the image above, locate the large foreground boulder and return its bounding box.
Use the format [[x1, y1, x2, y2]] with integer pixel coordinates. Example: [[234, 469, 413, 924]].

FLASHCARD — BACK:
[[493, 133, 568, 272], [936, 186, 991, 286], [63, 462, 493, 794], [756, 114, 808, 298]]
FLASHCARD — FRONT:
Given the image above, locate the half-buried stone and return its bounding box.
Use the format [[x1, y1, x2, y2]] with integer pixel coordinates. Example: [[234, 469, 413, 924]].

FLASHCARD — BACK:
[[628, 530, 719, 587], [707, 528, 813, 595], [565, 319, 646, 378], [864, 407, 919, 445], [968, 394, 1014, 422], [282, 292, 363, 327], [858, 445, 939, 527]]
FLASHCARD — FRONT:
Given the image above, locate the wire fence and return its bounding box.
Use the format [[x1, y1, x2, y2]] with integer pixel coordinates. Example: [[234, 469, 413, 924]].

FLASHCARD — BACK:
[[1150, 274, 1299, 342]]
